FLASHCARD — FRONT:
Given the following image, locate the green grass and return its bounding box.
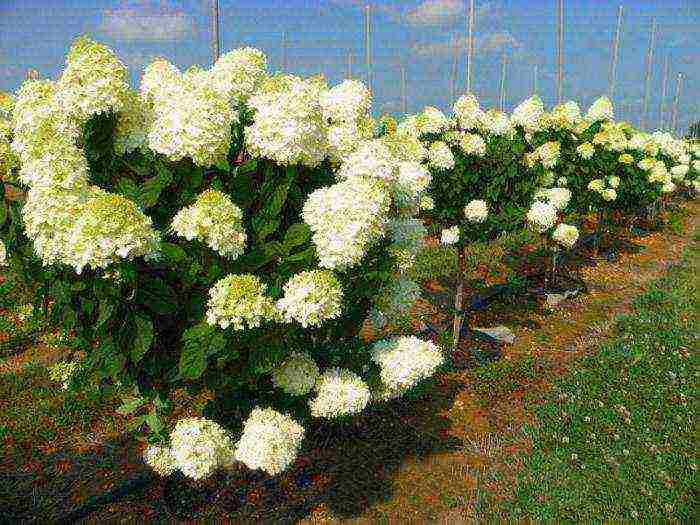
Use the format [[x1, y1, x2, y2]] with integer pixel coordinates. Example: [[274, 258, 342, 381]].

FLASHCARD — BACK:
[[484, 236, 699, 521]]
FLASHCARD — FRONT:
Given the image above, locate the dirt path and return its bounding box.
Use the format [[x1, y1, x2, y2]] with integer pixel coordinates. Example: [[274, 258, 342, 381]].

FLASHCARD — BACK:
[[297, 201, 699, 524]]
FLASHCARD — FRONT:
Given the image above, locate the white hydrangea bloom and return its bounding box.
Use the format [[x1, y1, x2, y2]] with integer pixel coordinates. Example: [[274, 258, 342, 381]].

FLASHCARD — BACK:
[[419, 194, 435, 211], [302, 178, 391, 271], [66, 191, 161, 275], [308, 368, 371, 418], [271, 351, 320, 396], [427, 141, 455, 170], [481, 109, 513, 137], [205, 274, 279, 330], [143, 445, 177, 477], [114, 89, 148, 155], [208, 47, 268, 104], [336, 139, 397, 184], [453, 92, 484, 130], [601, 188, 617, 201], [607, 175, 620, 189], [171, 189, 247, 260], [526, 201, 558, 233], [464, 199, 489, 223], [588, 179, 605, 192], [661, 181, 676, 194], [416, 106, 449, 134], [585, 96, 614, 122], [327, 122, 364, 163], [459, 133, 486, 157], [245, 75, 328, 168], [53, 37, 131, 123], [320, 79, 371, 124], [396, 114, 421, 137], [440, 225, 460, 245], [557, 177, 568, 186], [511, 95, 545, 132], [276, 270, 343, 328], [535, 187, 571, 211], [532, 141, 561, 169], [396, 161, 432, 198], [550, 101, 582, 129], [169, 417, 236, 480], [17, 133, 89, 190], [670, 164, 689, 180], [234, 407, 305, 476], [576, 142, 595, 160], [381, 132, 428, 163], [552, 223, 579, 248], [0, 240, 6, 266], [370, 336, 444, 394]]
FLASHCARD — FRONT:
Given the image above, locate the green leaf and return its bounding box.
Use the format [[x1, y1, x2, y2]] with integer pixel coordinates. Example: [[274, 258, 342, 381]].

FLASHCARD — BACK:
[[116, 397, 145, 416], [0, 203, 7, 227], [236, 159, 257, 175], [253, 218, 280, 242], [116, 177, 140, 203], [126, 414, 147, 432], [131, 314, 154, 363], [179, 323, 225, 380], [160, 242, 187, 264], [215, 158, 230, 173], [96, 299, 116, 328], [283, 223, 311, 249], [135, 278, 178, 315], [145, 410, 164, 433], [264, 182, 291, 218], [283, 246, 316, 265]]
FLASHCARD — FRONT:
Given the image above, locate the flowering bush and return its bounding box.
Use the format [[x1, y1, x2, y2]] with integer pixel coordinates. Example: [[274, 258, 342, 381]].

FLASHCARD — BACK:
[[0, 37, 448, 481]]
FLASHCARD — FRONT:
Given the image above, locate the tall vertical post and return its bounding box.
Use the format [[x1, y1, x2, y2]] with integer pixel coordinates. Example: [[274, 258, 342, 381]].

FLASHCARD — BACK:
[[608, 5, 623, 100], [499, 51, 507, 111], [671, 73, 683, 135], [556, 0, 564, 104], [658, 54, 670, 130], [282, 31, 288, 71], [450, 33, 460, 103], [641, 18, 657, 130], [401, 63, 407, 115], [211, 0, 220, 63], [533, 64, 539, 95], [365, 3, 372, 100], [465, 0, 475, 93]]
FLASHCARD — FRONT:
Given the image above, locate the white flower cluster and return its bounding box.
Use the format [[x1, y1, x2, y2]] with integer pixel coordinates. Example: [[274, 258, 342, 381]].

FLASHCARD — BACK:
[[370, 277, 421, 329], [205, 274, 278, 330], [651, 131, 686, 161], [171, 189, 247, 260], [233, 407, 305, 476], [416, 106, 449, 135], [308, 368, 371, 418], [208, 47, 268, 104], [531, 141, 561, 169], [276, 270, 343, 328], [592, 122, 628, 152], [550, 101, 582, 129], [271, 351, 320, 396], [320, 79, 372, 124], [552, 223, 579, 248], [534, 187, 571, 211], [336, 139, 396, 183], [302, 177, 391, 270], [0, 240, 6, 266], [427, 141, 455, 170], [67, 191, 161, 274], [441, 225, 460, 245], [511, 95, 545, 133], [480, 109, 514, 137], [53, 36, 132, 122], [577, 142, 595, 160], [370, 336, 444, 401], [168, 417, 236, 480], [588, 176, 618, 201], [245, 74, 328, 167], [459, 133, 486, 157], [141, 60, 235, 167], [464, 199, 489, 223], [143, 445, 177, 477], [453, 92, 484, 130], [526, 201, 558, 233], [585, 96, 614, 122]]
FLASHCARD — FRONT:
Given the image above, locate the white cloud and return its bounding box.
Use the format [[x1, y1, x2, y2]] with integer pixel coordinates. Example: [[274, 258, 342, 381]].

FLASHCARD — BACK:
[[98, 7, 195, 42], [478, 31, 521, 53], [405, 0, 464, 27]]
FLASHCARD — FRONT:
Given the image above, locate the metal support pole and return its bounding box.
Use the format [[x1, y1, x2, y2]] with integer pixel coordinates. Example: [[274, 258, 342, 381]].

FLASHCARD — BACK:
[[608, 5, 623, 100], [671, 73, 683, 135], [466, 0, 475, 93], [499, 51, 507, 111], [450, 33, 460, 103], [641, 18, 657, 130], [659, 54, 670, 130], [211, 0, 220, 63]]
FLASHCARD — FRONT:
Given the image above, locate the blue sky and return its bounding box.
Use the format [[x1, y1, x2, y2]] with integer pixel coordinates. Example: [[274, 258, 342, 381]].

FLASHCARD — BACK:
[[0, 0, 698, 132]]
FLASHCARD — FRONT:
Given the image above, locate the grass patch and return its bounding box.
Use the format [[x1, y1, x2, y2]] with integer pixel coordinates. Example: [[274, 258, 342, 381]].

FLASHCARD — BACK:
[[469, 354, 542, 398], [485, 236, 699, 521]]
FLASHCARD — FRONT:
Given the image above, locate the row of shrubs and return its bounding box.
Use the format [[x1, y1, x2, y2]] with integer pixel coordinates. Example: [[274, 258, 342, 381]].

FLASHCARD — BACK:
[[0, 35, 696, 483]]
